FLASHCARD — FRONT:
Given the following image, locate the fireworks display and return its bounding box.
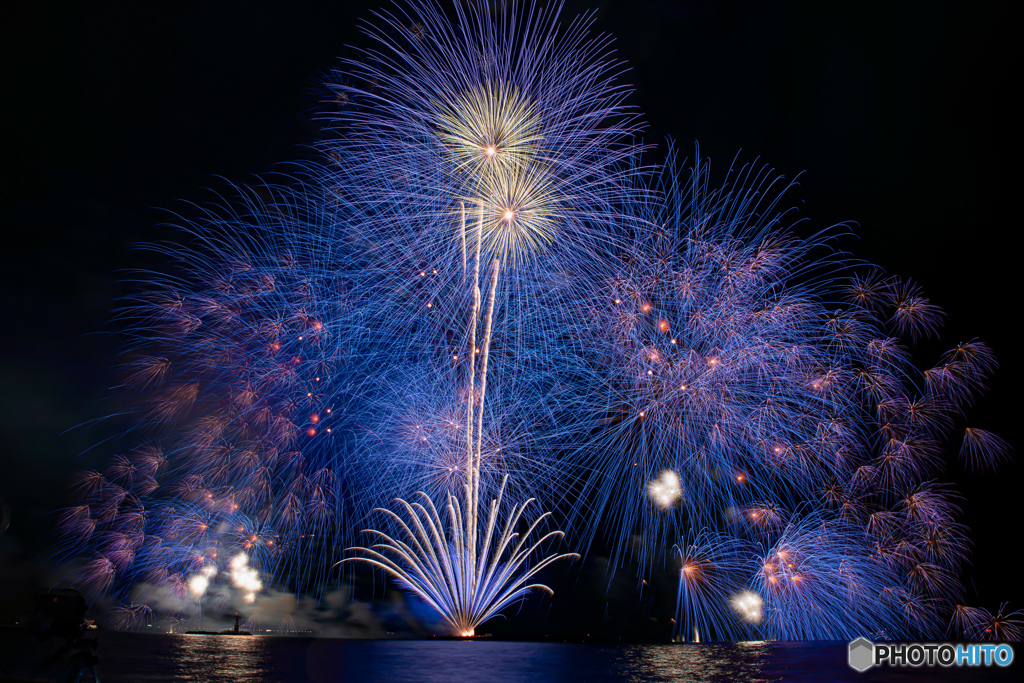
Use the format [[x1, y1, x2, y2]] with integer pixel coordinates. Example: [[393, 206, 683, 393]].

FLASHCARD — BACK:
[[53, 0, 1018, 644]]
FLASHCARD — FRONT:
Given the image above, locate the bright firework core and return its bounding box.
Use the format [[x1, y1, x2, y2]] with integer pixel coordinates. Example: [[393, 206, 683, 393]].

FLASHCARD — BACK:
[[730, 591, 764, 624], [648, 470, 682, 509], [438, 82, 541, 177], [187, 564, 217, 598], [229, 552, 262, 603], [436, 80, 559, 265]]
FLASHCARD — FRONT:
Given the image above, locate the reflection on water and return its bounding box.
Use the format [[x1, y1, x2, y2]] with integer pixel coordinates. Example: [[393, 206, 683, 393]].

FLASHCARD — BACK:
[[621, 641, 778, 682], [164, 635, 268, 681], [1, 630, 1017, 682]]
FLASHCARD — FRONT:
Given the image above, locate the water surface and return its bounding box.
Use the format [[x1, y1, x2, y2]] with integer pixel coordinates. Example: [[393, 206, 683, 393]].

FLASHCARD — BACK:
[[0, 630, 1017, 682]]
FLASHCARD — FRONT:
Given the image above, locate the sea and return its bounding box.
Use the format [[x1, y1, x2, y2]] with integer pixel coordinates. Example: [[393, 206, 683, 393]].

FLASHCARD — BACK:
[[0, 630, 1017, 682]]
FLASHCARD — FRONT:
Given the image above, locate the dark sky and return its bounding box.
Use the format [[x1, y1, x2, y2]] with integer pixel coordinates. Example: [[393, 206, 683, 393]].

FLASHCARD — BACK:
[[1, 0, 1019, 635]]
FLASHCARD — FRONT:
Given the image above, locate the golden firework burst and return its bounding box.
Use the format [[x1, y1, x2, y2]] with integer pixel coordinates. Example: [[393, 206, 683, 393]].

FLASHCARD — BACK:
[[436, 81, 542, 180]]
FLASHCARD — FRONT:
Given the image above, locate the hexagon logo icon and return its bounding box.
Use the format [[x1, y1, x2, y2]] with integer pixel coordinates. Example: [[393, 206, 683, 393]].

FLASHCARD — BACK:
[[848, 638, 874, 672]]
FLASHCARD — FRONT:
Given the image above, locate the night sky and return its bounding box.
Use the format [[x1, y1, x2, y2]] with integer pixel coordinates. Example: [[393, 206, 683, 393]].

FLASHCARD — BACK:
[[1, 0, 1018, 637]]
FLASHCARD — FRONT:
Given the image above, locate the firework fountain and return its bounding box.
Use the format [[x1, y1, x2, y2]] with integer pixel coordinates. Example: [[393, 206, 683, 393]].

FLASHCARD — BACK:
[[56, 0, 1019, 643]]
